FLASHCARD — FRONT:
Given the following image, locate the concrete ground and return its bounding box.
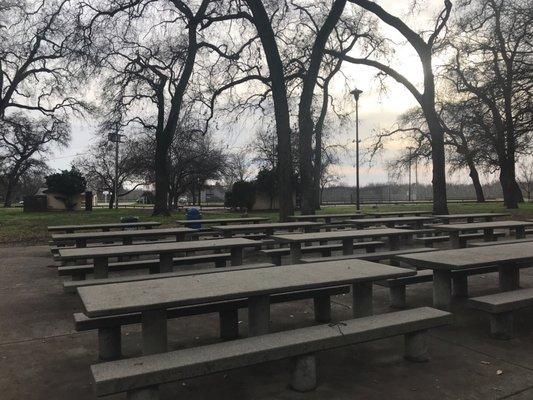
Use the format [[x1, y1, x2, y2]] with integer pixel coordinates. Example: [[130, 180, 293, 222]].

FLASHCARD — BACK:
[[2, 245, 533, 400]]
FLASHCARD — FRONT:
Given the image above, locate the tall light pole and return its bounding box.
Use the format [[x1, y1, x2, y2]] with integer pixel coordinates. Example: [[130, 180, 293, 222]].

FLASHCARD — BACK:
[[108, 132, 124, 209], [351, 88, 363, 210], [407, 147, 413, 202]]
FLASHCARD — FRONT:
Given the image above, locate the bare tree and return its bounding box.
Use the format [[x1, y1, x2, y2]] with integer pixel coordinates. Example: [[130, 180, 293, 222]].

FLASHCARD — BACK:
[[326, 0, 453, 214], [446, 0, 532, 208], [0, 113, 69, 206], [518, 161, 533, 201], [0, 0, 85, 119], [73, 137, 149, 208]]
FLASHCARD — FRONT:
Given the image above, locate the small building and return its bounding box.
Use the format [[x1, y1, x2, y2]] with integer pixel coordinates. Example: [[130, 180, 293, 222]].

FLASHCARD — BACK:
[[34, 187, 84, 211]]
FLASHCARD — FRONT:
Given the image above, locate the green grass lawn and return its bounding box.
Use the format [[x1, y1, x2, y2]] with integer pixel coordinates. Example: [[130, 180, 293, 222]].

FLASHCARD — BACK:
[[1, 202, 532, 246]]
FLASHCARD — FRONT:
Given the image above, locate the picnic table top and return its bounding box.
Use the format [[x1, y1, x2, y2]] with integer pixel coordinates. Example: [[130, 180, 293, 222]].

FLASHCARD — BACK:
[[78, 260, 414, 317], [289, 213, 363, 220], [364, 210, 433, 216], [271, 227, 414, 243], [396, 242, 533, 270], [176, 217, 269, 225], [47, 221, 161, 231], [347, 216, 434, 224], [58, 238, 257, 260], [430, 220, 533, 231], [211, 221, 322, 231], [52, 227, 196, 241], [432, 213, 509, 220]]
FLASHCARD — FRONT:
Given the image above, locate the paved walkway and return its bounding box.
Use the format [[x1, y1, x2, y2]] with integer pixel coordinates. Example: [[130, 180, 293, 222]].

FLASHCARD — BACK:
[[1, 245, 533, 399]]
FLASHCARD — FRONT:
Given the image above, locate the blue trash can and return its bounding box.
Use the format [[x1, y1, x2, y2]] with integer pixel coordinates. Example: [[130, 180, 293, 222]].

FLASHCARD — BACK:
[[185, 208, 202, 229]]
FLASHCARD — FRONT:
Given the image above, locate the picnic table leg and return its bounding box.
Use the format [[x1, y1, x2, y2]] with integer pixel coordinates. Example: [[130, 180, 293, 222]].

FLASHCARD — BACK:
[[467, 217, 474, 223], [159, 253, 173, 273], [75, 238, 86, 248], [313, 295, 331, 323], [325, 217, 332, 232], [176, 232, 186, 242], [483, 228, 495, 242], [433, 270, 452, 310], [141, 309, 167, 354], [248, 294, 270, 336], [98, 326, 121, 361], [515, 226, 525, 239], [219, 308, 239, 340], [230, 247, 243, 266], [290, 243, 302, 264], [342, 238, 354, 255], [388, 235, 400, 251], [450, 232, 461, 248], [452, 274, 468, 297], [499, 263, 519, 291], [352, 282, 373, 317], [93, 256, 108, 279]]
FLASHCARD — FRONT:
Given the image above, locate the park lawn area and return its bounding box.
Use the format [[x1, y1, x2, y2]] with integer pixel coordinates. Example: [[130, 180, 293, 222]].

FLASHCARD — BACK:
[[0, 201, 532, 246]]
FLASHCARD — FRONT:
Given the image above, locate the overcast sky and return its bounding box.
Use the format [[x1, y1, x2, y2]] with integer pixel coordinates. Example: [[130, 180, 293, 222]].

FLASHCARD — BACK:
[[48, 0, 484, 188]]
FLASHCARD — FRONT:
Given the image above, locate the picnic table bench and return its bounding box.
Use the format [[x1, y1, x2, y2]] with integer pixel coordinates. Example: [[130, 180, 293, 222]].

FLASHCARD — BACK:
[[395, 243, 533, 309], [433, 213, 509, 224], [271, 228, 418, 264], [365, 210, 433, 218], [430, 220, 533, 248], [91, 307, 451, 398], [346, 216, 434, 230], [58, 238, 258, 279], [176, 217, 269, 226], [288, 212, 363, 223], [51, 227, 195, 248], [47, 221, 160, 233], [211, 221, 321, 238]]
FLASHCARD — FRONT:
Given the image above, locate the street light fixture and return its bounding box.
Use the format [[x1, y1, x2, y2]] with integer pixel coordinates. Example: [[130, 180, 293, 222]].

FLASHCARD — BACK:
[[350, 88, 363, 210]]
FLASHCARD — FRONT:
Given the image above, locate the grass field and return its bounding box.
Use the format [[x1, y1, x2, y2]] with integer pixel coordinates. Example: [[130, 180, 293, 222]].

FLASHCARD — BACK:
[[1, 202, 532, 246]]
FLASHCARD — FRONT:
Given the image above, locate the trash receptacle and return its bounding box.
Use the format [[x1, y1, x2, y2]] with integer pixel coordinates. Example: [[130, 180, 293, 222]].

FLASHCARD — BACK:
[[185, 207, 202, 229]]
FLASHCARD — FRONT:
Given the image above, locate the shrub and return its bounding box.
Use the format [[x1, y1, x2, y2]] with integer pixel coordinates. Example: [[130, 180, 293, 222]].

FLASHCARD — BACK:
[[225, 181, 255, 211], [45, 168, 87, 210]]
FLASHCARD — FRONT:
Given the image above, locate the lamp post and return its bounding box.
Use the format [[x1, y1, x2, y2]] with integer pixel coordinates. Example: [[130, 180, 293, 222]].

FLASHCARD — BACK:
[[350, 88, 363, 210], [108, 132, 124, 209], [407, 147, 413, 202]]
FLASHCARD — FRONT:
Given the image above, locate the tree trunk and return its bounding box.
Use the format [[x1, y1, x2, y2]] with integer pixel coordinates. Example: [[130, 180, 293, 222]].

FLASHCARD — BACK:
[[297, 0, 346, 215], [153, 134, 171, 215], [246, 0, 294, 221], [500, 159, 523, 208], [466, 159, 485, 202], [108, 192, 115, 209], [3, 177, 15, 207]]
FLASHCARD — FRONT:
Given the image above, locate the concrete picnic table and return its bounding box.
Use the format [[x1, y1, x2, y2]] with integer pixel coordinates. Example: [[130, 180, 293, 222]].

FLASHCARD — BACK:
[[176, 217, 269, 226], [58, 238, 257, 278], [271, 228, 416, 263], [430, 220, 533, 248], [211, 221, 322, 238], [77, 260, 415, 354], [396, 242, 533, 309], [346, 216, 434, 230], [365, 210, 433, 218], [433, 213, 509, 224], [51, 227, 196, 248], [47, 221, 161, 233], [288, 213, 363, 223]]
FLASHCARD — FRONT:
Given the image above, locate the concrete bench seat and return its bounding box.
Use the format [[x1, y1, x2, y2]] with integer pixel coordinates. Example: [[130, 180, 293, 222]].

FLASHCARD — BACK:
[[300, 247, 436, 264], [75, 284, 350, 360], [468, 288, 533, 339], [58, 253, 233, 280], [91, 307, 451, 398], [415, 231, 505, 247], [469, 237, 533, 247], [261, 241, 384, 266]]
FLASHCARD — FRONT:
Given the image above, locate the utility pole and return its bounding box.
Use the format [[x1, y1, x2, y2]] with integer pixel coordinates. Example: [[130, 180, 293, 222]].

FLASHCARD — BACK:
[[351, 88, 363, 210], [407, 147, 413, 202], [108, 132, 124, 210]]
